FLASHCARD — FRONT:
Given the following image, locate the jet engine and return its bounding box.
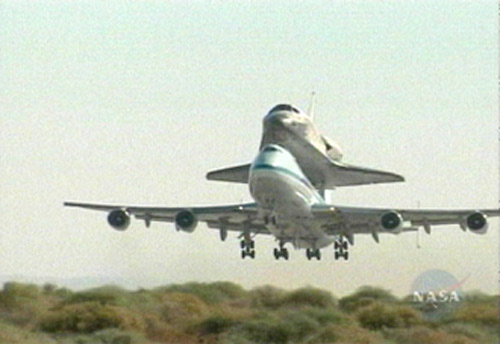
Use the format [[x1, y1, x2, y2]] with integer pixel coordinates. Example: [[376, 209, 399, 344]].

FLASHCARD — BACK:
[[107, 209, 131, 231], [464, 211, 488, 234], [175, 210, 198, 233], [380, 211, 403, 232]]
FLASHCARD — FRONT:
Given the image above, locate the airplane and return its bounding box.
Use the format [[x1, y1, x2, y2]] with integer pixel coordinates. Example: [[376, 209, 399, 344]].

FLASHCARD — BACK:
[[207, 103, 405, 193], [65, 143, 499, 261]]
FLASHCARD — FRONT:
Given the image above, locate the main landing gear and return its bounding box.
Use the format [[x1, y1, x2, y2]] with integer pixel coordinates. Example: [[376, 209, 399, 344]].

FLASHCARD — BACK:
[[241, 239, 255, 259], [273, 243, 289, 260], [334, 237, 349, 260], [306, 248, 321, 260]]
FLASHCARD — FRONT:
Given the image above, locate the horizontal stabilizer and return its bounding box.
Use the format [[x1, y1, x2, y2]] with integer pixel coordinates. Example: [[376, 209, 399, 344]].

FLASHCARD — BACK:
[[206, 164, 251, 184]]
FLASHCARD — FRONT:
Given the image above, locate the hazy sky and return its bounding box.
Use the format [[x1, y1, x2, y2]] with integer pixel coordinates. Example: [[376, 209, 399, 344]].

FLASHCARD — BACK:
[[1, 1, 498, 296]]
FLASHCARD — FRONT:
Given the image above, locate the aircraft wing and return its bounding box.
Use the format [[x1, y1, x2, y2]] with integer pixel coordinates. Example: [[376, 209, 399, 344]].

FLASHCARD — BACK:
[[313, 204, 500, 243], [64, 201, 270, 237]]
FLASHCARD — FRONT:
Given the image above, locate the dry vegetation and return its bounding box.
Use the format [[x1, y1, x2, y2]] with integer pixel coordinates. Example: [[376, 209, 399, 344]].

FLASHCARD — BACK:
[[0, 281, 497, 344]]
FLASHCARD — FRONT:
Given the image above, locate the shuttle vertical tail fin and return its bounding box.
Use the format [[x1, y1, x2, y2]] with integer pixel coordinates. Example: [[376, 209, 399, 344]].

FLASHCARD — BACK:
[[307, 91, 316, 121]]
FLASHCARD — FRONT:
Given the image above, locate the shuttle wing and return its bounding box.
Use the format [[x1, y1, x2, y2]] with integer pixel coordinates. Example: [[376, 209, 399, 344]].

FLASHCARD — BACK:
[[206, 141, 404, 188]]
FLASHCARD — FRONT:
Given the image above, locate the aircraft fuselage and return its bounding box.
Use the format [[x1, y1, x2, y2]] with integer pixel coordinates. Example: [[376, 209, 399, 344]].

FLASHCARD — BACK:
[[249, 144, 334, 249]]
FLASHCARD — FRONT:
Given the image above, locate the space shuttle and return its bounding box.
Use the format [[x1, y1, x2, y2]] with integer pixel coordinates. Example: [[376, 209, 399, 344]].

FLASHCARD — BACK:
[[206, 103, 404, 191]]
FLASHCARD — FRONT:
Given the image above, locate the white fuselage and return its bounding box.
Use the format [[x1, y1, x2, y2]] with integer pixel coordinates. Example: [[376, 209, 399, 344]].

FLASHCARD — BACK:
[[249, 144, 334, 249]]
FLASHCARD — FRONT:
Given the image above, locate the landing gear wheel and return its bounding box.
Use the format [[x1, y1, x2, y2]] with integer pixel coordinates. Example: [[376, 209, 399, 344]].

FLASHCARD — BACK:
[[334, 237, 349, 261], [241, 239, 255, 259], [274, 246, 289, 260], [283, 248, 289, 260], [306, 248, 321, 260]]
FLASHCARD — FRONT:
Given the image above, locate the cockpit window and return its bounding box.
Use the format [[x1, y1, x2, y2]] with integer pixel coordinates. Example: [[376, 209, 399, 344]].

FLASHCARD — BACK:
[[263, 146, 280, 152], [268, 104, 300, 114]]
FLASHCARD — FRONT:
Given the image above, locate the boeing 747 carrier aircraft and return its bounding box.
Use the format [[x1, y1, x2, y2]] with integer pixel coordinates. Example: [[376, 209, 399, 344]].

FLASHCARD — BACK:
[[65, 107, 499, 260]]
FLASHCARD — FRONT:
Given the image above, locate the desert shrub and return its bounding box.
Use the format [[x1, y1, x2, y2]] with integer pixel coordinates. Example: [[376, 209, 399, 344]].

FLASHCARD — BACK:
[[442, 322, 494, 342], [357, 302, 420, 330], [222, 310, 327, 344], [462, 291, 497, 304], [393, 305, 422, 327], [339, 286, 397, 313], [230, 316, 290, 344], [197, 314, 239, 335], [65, 286, 129, 306], [0, 282, 41, 309], [448, 302, 499, 327], [0, 320, 57, 343], [161, 281, 246, 304], [64, 329, 148, 344], [249, 285, 286, 309], [308, 323, 386, 344], [39, 302, 144, 334], [301, 306, 347, 326], [384, 326, 480, 344], [160, 292, 209, 324], [281, 287, 336, 309], [0, 282, 49, 327], [279, 311, 321, 342]]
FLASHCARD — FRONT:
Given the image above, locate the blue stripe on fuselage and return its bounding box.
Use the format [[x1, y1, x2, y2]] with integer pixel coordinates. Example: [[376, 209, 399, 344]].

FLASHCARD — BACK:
[[252, 163, 323, 203]]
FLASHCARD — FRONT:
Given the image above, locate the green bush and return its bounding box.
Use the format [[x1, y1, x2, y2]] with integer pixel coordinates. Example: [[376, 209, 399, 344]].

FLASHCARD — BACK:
[[197, 315, 239, 335], [0, 282, 42, 310], [65, 286, 129, 306], [448, 302, 499, 327], [281, 287, 336, 309], [231, 316, 290, 344], [339, 286, 397, 313], [249, 285, 286, 309], [384, 326, 480, 344], [39, 302, 143, 334], [442, 322, 492, 342], [301, 306, 347, 326], [0, 282, 48, 327], [65, 329, 148, 344], [160, 292, 209, 324], [357, 302, 420, 330], [160, 281, 247, 304], [311, 323, 386, 344]]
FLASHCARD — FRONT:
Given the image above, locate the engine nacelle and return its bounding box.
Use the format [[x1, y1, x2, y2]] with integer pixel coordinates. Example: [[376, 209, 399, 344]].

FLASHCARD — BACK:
[[175, 210, 198, 233], [107, 209, 131, 231], [380, 211, 403, 232], [464, 211, 488, 234]]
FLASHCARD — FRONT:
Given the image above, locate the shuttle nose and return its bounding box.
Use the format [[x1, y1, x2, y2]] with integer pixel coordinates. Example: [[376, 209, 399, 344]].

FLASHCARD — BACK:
[[264, 104, 302, 122], [264, 111, 290, 125]]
